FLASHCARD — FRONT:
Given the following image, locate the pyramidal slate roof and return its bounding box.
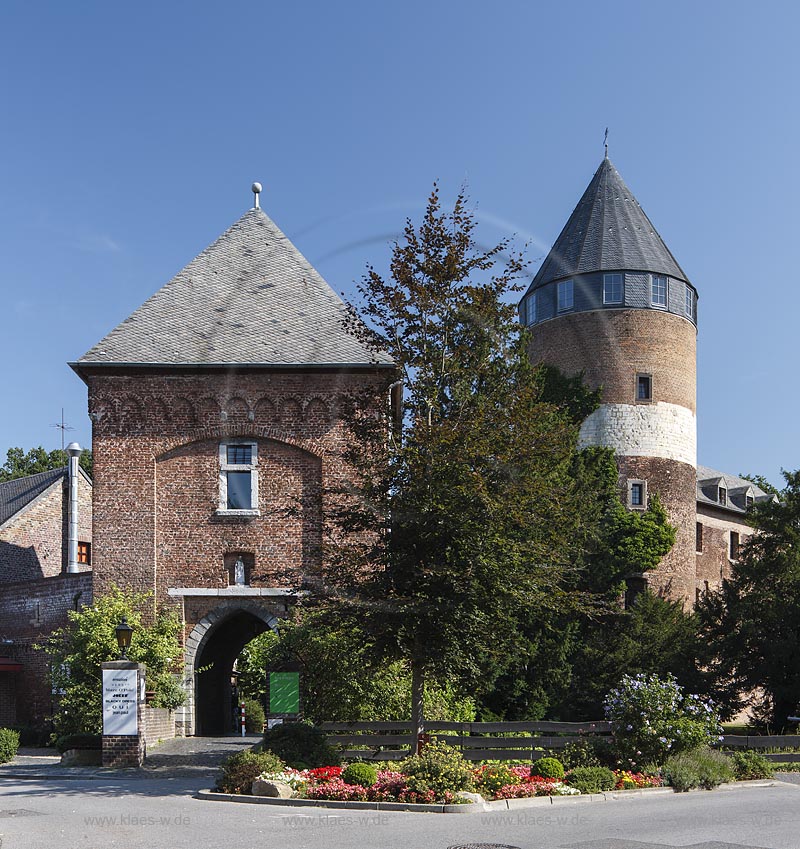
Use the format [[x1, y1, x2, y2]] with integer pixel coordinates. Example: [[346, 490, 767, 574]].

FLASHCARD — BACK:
[[529, 157, 690, 291], [0, 467, 66, 528], [73, 206, 392, 372]]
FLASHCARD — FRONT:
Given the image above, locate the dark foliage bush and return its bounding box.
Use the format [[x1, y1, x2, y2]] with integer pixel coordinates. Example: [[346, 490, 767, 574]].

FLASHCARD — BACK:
[[565, 765, 616, 794], [260, 722, 340, 769], [531, 756, 565, 779], [559, 737, 616, 769], [342, 762, 378, 787], [55, 733, 101, 753], [0, 729, 20, 764], [13, 725, 51, 747], [663, 747, 734, 791], [216, 749, 286, 794], [730, 750, 774, 780]]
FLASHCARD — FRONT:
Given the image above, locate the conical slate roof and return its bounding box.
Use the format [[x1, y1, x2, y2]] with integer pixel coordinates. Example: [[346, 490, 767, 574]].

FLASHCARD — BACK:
[[73, 206, 392, 371], [529, 157, 690, 291]]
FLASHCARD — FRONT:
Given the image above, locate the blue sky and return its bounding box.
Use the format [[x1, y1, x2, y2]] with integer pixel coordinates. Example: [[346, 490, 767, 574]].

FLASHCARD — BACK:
[[0, 0, 797, 487]]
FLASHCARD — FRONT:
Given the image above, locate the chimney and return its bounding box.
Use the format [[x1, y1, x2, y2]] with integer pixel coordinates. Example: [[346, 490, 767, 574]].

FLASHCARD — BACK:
[[66, 442, 82, 574]]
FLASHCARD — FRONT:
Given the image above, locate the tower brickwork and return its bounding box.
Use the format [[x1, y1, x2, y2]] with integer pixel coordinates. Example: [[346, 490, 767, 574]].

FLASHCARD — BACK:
[[522, 158, 699, 604]]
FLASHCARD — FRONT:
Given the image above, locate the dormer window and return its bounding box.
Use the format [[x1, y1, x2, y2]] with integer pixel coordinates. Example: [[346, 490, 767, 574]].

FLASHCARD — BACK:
[[557, 280, 573, 312], [718, 486, 727, 506], [651, 275, 667, 307], [218, 441, 260, 515], [603, 273, 623, 304], [746, 495, 754, 509]]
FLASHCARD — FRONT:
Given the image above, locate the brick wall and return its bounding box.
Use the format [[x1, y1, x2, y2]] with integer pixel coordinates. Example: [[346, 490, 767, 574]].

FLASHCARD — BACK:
[[87, 369, 389, 604], [0, 474, 92, 583], [143, 706, 175, 745], [0, 573, 92, 725], [695, 506, 751, 594], [530, 310, 697, 412]]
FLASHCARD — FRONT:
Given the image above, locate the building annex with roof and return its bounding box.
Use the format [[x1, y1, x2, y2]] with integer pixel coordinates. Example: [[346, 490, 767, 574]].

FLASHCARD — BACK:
[[0, 453, 92, 727], [521, 155, 767, 606], [69, 185, 396, 736]]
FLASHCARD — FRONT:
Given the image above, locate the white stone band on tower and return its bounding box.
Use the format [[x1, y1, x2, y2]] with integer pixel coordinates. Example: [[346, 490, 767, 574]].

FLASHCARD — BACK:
[[579, 403, 697, 467]]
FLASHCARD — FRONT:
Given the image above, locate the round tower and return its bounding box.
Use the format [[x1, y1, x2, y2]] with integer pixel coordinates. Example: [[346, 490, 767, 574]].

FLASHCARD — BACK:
[[522, 156, 698, 605]]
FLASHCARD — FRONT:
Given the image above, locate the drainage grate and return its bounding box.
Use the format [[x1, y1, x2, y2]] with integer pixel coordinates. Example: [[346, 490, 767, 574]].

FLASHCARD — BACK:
[[447, 845, 522, 849], [0, 809, 45, 818]]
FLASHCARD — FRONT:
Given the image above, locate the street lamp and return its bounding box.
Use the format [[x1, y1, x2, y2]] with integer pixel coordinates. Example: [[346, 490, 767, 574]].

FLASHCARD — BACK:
[[115, 617, 133, 659]]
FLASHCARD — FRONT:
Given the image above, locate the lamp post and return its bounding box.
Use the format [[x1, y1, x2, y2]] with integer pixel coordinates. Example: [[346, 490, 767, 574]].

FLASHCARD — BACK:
[[115, 617, 133, 659]]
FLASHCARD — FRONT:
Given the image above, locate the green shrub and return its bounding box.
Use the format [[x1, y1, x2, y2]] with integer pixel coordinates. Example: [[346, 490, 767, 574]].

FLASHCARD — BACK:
[[55, 733, 101, 753], [216, 749, 286, 794], [474, 764, 515, 796], [560, 738, 616, 769], [531, 756, 565, 779], [565, 765, 616, 794], [342, 762, 378, 787], [0, 729, 20, 764], [730, 750, 774, 780], [400, 740, 473, 797], [260, 722, 340, 769], [663, 746, 734, 791], [242, 699, 266, 734], [604, 673, 723, 768]]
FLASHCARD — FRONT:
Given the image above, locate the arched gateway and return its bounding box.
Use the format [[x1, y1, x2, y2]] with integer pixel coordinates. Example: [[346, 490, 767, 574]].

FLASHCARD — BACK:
[[71, 186, 396, 736]]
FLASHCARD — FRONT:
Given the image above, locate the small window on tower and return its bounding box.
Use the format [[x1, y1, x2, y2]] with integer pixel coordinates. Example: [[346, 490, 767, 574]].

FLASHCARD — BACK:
[[696, 522, 703, 553], [526, 293, 537, 325], [77, 541, 91, 565], [603, 273, 623, 304], [651, 275, 667, 307], [730, 531, 740, 560], [636, 374, 652, 402], [557, 279, 574, 312], [685, 286, 697, 321], [628, 480, 647, 509]]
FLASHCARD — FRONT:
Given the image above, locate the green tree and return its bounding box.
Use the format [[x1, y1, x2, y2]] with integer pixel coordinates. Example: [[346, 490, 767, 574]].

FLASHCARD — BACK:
[[318, 184, 595, 745], [39, 586, 183, 736], [0, 446, 93, 481], [698, 470, 800, 730], [739, 473, 783, 498]]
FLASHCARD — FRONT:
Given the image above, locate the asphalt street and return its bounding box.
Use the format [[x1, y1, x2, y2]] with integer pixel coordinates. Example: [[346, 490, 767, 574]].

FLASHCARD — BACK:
[[2, 775, 799, 849]]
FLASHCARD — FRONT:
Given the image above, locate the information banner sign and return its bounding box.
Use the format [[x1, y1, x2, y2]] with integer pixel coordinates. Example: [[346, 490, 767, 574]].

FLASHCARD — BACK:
[[102, 669, 138, 735], [268, 671, 300, 715]]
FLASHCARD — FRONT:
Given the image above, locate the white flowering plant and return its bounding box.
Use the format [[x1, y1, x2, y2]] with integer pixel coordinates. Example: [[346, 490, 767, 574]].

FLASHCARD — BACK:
[[604, 673, 723, 768], [256, 768, 308, 792]]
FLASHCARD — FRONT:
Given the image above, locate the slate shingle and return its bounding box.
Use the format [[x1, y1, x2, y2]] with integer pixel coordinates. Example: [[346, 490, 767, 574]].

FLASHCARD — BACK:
[[73, 207, 392, 370], [528, 158, 691, 292], [0, 468, 66, 527]]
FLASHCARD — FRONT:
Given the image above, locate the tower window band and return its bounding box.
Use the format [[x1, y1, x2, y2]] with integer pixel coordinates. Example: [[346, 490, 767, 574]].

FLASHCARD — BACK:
[[651, 274, 667, 307], [636, 373, 652, 402], [557, 279, 573, 312], [603, 273, 623, 304]]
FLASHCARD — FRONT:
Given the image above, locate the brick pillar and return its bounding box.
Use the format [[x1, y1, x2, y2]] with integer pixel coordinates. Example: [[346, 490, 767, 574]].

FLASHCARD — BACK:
[[101, 661, 146, 768]]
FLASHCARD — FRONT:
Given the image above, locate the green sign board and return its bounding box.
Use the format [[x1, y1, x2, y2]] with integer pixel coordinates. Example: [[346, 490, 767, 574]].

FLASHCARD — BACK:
[[268, 671, 300, 715]]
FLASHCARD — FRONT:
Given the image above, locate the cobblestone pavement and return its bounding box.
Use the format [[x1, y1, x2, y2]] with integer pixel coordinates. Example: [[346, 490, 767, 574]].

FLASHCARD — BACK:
[[1, 735, 263, 780]]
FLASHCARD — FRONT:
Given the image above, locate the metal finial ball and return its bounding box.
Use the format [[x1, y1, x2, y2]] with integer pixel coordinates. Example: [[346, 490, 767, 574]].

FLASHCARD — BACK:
[[251, 182, 262, 194]]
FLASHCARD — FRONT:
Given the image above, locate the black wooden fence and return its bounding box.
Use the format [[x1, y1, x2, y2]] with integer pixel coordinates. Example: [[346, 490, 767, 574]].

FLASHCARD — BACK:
[[318, 721, 800, 762]]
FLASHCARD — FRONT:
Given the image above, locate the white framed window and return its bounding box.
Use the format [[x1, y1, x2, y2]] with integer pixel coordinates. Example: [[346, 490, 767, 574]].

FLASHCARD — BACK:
[[557, 279, 573, 312], [526, 294, 537, 325], [603, 273, 623, 304], [628, 479, 647, 509], [651, 274, 667, 307], [218, 441, 259, 515], [685, 285, 697, 321]]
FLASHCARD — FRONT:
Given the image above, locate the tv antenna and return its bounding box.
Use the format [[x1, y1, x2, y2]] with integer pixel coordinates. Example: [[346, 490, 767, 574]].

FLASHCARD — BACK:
[[51, 408, 74, 452]]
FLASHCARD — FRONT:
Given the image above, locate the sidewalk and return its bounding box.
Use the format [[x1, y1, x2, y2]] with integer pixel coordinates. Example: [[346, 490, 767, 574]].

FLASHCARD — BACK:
[[0, 735, 262, 781]]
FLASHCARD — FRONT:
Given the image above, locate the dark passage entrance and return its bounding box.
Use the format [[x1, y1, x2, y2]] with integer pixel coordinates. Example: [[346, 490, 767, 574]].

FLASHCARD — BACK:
[[194, 610, 271, 735]]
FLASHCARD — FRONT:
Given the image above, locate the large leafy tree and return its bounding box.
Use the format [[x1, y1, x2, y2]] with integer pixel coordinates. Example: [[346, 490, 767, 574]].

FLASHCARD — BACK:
[[39, 586, 183, 736], [698, 470, 800, 730], [0, 446, 93, 481], [317, 185, 611, 743]]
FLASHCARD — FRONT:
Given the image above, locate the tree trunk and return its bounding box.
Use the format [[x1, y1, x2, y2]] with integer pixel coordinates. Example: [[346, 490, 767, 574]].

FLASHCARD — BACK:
[[411, 660, 425, 755]]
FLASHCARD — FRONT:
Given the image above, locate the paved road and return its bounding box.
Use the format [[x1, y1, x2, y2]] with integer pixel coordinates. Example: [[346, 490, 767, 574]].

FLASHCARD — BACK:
[[2, 775, 799, 849]]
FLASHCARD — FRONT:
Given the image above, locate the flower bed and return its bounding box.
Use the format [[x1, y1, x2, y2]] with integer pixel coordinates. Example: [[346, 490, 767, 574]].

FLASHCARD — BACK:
[[613, 770, 663, 790]]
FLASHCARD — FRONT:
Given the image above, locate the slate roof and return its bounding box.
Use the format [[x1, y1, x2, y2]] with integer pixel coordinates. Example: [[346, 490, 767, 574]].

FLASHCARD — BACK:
[[696, 464, 776, 515], [528, 157, 691, 292], [72, 207, 393, 373], [0, 468, 66, 528]]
